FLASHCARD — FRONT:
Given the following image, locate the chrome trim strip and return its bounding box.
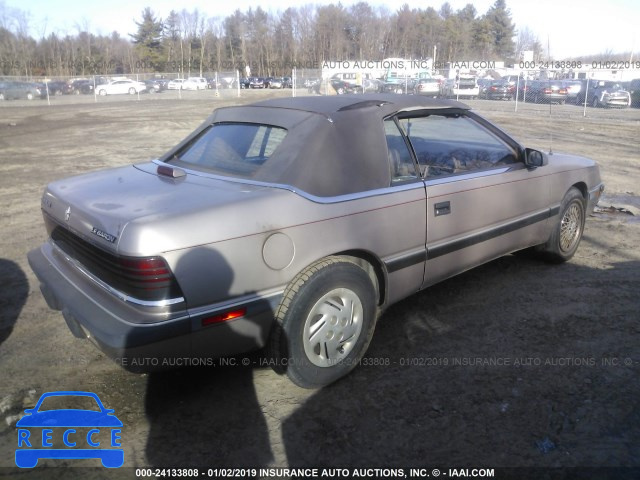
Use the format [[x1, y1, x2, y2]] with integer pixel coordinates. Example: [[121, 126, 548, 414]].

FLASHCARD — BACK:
[[424, 167, 512, 187], [150, 159, 425, 204], [51, 241, 186, 308]]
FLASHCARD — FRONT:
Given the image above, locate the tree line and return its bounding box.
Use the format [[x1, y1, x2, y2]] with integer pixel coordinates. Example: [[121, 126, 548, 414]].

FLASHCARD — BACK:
[[2, 0, 539, 78]]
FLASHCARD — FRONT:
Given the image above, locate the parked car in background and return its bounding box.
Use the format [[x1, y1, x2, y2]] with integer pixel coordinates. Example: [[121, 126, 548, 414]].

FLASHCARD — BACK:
[[182, 77, 208, 90], [362, 78, 385, 93], [44, 81, 68, 96], [282, 76, 293, 88], [414, 78, 440, 97], [96, 79, 146, 96], [484, 80, 515, 100], [384, 78, 415, 94], [440, 76, 479, 99], [629, 78, 640, 107], [329, 78, 360, 94], [70, 79, 95, 95], [167, 79, 185, 90], [249, 77, 266, 89], [576, 80, 631, 108], [561, 80, 582, 103], [3, 82, 16, 99], [519, 80, 568, 104], [28, 94, 604, 389], [144, 79, 167, 93], [267, 77, 284, 89], [476, 78, 493, 97], [205, 78, 220, 89]]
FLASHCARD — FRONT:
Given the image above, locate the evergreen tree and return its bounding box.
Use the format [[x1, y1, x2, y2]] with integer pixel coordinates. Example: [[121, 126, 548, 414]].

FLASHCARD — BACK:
[[130, 7, 164, 69], [485, 0, 516, 60]]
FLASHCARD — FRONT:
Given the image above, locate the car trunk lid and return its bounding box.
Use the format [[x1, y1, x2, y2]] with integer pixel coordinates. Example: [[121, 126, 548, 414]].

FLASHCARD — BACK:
[[41, 162, 282, 255]]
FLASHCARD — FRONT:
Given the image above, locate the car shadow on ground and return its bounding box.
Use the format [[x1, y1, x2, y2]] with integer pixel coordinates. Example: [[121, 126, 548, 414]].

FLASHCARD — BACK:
[[143, 248, 273, 468], [279, 256, 640, 469], [0, 258, 28, 347]]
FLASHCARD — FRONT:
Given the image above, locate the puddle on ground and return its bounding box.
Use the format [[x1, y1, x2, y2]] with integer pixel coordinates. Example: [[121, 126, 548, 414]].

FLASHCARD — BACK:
[[593, 193, 640, 224]]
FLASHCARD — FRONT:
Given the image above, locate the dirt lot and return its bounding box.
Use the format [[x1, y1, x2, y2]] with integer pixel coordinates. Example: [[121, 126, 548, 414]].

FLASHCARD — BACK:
[[1, 91, 639, 479]]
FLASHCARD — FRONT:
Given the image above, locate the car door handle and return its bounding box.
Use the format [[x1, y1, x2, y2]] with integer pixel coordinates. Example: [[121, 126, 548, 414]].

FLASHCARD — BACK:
[[434, 201, 451, 216]]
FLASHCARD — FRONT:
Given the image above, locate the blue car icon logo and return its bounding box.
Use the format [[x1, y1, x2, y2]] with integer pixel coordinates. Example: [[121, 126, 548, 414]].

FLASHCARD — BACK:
[[15, 391, 123, 468]]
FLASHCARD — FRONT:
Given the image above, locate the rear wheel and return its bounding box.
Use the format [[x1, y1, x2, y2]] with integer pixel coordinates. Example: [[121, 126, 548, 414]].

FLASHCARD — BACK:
[[98, 89, 107, 96], [268, 257, 378, 388], [128, 87, 136, 95]]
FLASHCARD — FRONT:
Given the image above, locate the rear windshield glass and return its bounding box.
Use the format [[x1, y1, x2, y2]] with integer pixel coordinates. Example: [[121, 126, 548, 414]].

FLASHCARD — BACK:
[[169, 123, 287, 177]]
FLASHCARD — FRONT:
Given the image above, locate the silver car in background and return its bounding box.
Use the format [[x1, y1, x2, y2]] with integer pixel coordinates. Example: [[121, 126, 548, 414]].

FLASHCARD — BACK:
[[583, 80, 631, 108], [28, 95, 604, 388]]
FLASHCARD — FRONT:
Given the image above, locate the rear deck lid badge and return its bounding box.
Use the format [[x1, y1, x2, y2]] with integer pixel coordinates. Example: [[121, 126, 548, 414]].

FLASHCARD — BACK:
[[91, 227, 117, 244]]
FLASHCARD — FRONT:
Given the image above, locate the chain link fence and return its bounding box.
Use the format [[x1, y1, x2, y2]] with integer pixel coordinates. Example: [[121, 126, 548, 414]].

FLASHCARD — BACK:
[[1, 64, 639, 127]]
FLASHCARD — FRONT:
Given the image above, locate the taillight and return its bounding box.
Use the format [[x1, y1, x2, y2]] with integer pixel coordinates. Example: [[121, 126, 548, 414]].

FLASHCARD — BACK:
[[50, 226, 184, 303], [544, 88, 552, 94], [115, 256, 183, 301], [559, 89, 567, 94]]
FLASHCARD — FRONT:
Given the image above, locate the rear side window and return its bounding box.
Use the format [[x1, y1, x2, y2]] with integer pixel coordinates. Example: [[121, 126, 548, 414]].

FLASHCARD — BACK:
[[170, 123, 287, 177]]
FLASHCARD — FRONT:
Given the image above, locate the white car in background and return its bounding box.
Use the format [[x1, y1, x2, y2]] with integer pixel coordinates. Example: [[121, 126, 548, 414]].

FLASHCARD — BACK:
[[183, 77, 208, 90], [167, 79, 186, 90], [96, 79, 146, 96], [440, 76, 480, 99]]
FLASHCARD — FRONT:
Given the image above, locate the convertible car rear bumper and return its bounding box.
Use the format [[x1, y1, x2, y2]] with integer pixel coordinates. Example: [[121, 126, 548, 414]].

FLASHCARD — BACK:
[[28, 241, 278, 371]]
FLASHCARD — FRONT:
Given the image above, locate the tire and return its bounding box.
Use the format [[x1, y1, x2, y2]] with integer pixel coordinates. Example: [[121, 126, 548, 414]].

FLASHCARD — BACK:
[[538, 187, 586, 263], [99, 89, 107, 96], [268, 257, 378, 388], [592, 97, 599, 108], [128, 87, 136, 95], [336, 87, 345, 95], [26, 92, 33, 100], [0, 93, 5, 100]]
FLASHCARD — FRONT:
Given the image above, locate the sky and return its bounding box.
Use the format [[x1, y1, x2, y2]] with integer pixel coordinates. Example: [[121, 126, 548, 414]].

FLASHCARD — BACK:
[[2, 0, 639, 59]]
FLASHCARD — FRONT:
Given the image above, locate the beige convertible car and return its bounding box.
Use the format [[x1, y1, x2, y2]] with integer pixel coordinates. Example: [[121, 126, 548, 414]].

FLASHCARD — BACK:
[[28, 94, 604, 387]]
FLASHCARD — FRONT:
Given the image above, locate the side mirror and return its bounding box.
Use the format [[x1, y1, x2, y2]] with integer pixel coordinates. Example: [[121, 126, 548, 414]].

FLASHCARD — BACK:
[[525, 148, 548, 169]]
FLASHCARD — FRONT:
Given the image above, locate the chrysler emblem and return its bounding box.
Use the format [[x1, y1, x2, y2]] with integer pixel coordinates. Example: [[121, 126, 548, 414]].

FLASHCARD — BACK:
[[64, 206, 71, 222]]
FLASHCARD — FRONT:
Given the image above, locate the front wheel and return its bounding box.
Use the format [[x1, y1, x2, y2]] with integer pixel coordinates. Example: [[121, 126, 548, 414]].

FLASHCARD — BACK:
[[268, 257, 377, 388], [98, 89, 107, 96], [128, 87, 136, 94], [539, 187, 586, 262]]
